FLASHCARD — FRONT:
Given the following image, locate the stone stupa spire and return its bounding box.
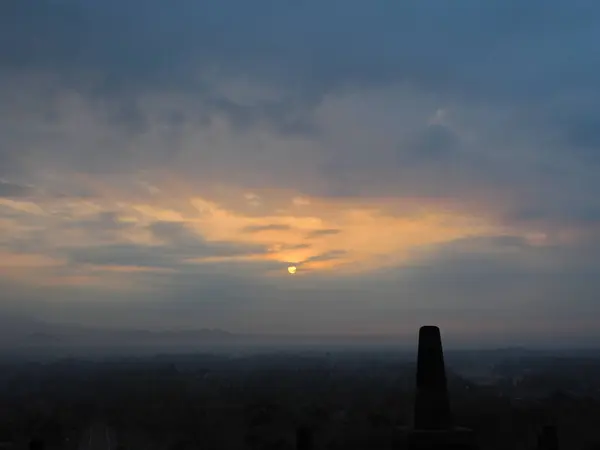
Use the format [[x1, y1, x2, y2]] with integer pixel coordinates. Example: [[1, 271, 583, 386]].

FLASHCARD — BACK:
[[397, 325, 478, 450], [414, 325, 453, 430]]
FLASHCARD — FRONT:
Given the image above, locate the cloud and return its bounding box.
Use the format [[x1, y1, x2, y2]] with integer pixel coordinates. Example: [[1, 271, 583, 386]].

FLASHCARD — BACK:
[[0, 180, 30, 198], [306, 228, 341, 238], [397, 124, 461, 165], [65, 244, 182, 269], [61, 221, 271, 270], [242, 224, 292, 233], [300, 250, 347, 268], [2, 0, 598, 106], [67, 211, 132, 235], [1, 0, 600, 342]]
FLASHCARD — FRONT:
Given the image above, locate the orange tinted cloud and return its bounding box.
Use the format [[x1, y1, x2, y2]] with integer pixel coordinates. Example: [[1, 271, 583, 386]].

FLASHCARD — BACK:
[[0, 176, 545, 289]]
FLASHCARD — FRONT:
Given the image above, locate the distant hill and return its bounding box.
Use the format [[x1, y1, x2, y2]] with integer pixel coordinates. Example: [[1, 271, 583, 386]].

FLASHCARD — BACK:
[[3, 316, 599, 360], [120, 328, 234, 340], [16, 325, 236, 347]]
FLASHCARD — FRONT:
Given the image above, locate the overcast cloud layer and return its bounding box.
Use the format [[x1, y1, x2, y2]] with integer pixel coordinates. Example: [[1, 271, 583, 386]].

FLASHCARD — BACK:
[[1, 0, 600, 346]]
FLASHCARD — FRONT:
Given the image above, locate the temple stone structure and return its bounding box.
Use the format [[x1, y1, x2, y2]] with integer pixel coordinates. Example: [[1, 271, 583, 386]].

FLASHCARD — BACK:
[[296, 425, 313, 450], [396, 326, 478, 450], [537, 425, 559, 450]]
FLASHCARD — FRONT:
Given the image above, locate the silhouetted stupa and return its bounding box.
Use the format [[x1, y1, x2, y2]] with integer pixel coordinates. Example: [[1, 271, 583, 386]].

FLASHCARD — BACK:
[[296, 426, 313, 450], [29, 438, 44, 450], [397, 326, 478, 450], [537, 425, 559, 450], [414, 325, 453, 430]]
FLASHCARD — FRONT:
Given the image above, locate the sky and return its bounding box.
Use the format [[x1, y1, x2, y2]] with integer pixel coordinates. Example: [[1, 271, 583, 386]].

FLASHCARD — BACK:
[[1, 0, 600, 346]]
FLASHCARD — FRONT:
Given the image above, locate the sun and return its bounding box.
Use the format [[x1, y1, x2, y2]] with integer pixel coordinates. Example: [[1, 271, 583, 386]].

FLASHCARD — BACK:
[[287, 265, 297, 275]]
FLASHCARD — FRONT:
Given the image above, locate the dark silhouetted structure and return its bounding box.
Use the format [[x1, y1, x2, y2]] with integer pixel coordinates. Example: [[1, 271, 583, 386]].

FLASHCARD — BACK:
[[28, 438, 44, 450], [296, 426, 313, 450], [414, 325, 453, 430], [397, 326, 478, 450], [537, 425, 559, 450]]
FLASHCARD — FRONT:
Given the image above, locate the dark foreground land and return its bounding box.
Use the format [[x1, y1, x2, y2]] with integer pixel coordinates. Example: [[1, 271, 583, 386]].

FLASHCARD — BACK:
[[1, 346, 600, 450]]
